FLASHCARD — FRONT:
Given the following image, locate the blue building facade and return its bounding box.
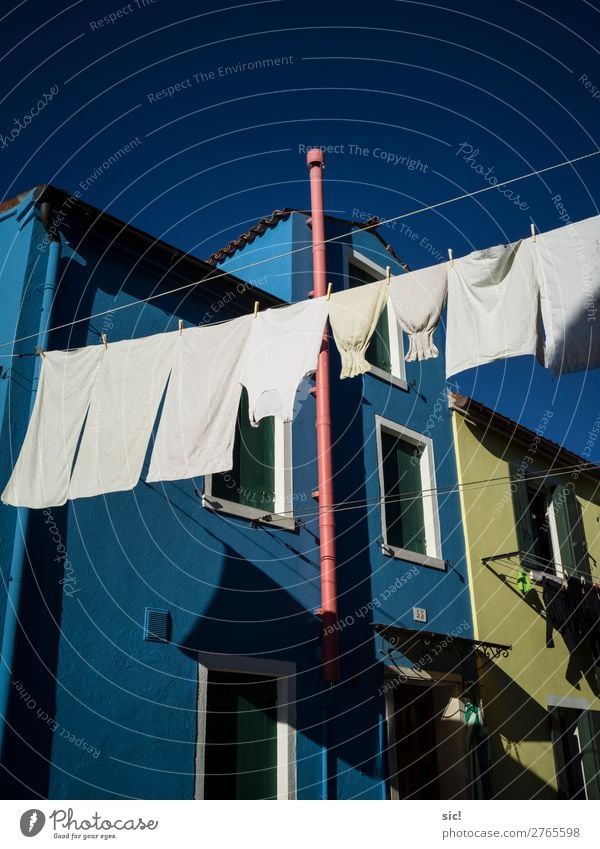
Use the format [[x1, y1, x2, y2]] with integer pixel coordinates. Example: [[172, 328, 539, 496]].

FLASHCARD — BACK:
[[0, 187, 474, 800]]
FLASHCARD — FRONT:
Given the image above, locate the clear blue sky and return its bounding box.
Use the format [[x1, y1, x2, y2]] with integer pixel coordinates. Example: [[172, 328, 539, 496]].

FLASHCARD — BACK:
[[2, 0, 599, 460]]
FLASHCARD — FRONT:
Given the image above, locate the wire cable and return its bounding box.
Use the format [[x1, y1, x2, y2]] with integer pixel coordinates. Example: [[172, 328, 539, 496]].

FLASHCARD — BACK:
[[1, 147, 599, 355]]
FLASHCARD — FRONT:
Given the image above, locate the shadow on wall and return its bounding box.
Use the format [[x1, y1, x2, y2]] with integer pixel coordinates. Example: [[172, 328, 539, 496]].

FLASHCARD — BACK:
[[478, 660, 559, 800]]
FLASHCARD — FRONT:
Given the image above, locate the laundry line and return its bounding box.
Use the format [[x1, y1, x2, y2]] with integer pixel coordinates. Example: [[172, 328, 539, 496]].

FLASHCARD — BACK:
[[229, 461, 595, 523], [0, 147, 599, 356]]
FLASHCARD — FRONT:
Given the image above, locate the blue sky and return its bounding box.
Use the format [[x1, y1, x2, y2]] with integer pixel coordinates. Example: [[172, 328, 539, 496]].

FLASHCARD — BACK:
[[2, 0, 600, 460]]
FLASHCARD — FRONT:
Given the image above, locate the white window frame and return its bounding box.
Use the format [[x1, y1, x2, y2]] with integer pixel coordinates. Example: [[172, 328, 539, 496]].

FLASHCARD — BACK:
[[343, 246, 408, 390], [203, 419, 294, 530], [194, 653, 297, 800], [525, 475, 565, 579], [375, 415, 445, 570]]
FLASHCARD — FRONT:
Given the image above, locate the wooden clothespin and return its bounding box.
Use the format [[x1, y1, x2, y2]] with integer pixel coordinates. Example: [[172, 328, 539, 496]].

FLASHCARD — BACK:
[[530, 223, 536, 243], [253, 301, 260, 318], [178, 319, 183, 336], [448, 249, 454, 268], [101, 334, 108, 350], [386, 266, 391, 285], [35, 345, 45, 358], [326, 282, 333, 300]]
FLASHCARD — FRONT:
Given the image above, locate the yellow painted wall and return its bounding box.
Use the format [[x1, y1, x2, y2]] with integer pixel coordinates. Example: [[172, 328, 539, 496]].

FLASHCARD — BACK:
[[452, 410, 600, 799]]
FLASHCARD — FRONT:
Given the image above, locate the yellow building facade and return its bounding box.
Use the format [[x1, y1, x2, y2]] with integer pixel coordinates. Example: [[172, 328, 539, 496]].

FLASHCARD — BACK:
[[451, 397, 600, 799]]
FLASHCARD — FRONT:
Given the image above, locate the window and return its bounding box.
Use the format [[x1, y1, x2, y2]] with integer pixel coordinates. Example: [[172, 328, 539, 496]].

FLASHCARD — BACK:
[[205, 388, 293, 529], [195, 655, 296, 800], [345, 250, 407, 388], [384, 669, 470, 800], [376, 416, 444, 569], [511, 468, 590, 579], [549, 704, 600, 799]]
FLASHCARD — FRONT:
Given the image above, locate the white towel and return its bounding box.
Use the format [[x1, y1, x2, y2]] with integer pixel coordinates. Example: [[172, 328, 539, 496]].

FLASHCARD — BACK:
[[69, 333, 177, 499], [328, 281, 388, 378], [445, 240, 541, 378], [1, 347, 102, 508], [388, 264, 447, 361], [535, 215, 600, 376], [240, 298, 328, 425], [146, 316, 252, 482]]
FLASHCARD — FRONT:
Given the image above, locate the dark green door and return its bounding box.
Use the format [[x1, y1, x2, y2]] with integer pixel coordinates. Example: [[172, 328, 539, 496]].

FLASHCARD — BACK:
[[204, 670, 278, 800]]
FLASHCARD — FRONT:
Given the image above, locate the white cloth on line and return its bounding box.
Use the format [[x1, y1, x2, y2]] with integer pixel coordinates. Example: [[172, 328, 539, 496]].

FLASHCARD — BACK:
[[445, 239, 541, 378], [328, 281, 388, 378], [69, 333, 177, 499], [1, 347, 103, 509], [388, 264, 448, 361], [240, 298, 328, 425], [146, 316, 252, 482], [535, 214, 600, 376]]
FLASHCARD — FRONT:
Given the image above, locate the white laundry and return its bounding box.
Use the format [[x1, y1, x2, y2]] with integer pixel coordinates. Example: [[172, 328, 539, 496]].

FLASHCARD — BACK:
[[445, 239, 541, 378], [535, 214, 600, 376], [328, 281, 388, 378], [69, 333, 177, 499], [388, 264, 448, 361], [146, 316, 252, 482], [240, 298, 328, 425], [1, 346, 103, 509]]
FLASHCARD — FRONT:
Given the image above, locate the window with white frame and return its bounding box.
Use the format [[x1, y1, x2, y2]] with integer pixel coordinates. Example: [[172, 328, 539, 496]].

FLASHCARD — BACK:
[[345, 249, 407, 388], [510, 468, 591, 580], [205, 388, 294, 529], [195, 654, 296, 800], [376, 416, 444, 569]]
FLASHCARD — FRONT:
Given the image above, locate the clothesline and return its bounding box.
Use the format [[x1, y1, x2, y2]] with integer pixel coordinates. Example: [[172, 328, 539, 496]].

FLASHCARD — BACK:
[[209, 461, 594, 523], [0, 147, 599, 357], [481, 551, 596, 588]]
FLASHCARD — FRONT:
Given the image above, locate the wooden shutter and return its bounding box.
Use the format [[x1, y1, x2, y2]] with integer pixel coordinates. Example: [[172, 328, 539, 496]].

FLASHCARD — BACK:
[[396, 440, 426, 555], [510, 464, 535, 567], [212, 389, 275, 512], [549, 709, 570, 799], [381, 431, 403, 548], [553, 484, 591, 580], [577, 710, 600, 799]]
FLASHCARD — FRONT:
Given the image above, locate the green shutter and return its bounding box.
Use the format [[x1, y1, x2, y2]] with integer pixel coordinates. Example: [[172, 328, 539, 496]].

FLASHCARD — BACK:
[[549, 709, 570, 799], [382, 431, 403, 549], [204, 671, 278, 800], [236, 677, 278, 800], [366, 307, 392, 373], [396, 440, 426, 555], [348, 261, 392, 373], [577, 710, 600, 799], [510, 464, 536, 567], [212, 389, 275, 513], [553, 485, 591, 580], [381, 432, 426, 555]]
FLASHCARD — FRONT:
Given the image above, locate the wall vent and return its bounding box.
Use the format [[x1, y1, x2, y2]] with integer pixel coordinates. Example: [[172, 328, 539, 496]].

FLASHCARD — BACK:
[[144, 608, 171, 643]]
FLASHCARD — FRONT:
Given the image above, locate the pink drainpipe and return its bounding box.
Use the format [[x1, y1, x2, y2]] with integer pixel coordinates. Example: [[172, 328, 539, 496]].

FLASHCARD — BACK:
[[307, 148, 340, 682]]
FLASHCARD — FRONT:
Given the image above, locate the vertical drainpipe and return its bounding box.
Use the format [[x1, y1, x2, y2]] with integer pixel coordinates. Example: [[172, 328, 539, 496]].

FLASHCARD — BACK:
[[0, 202, 61, 765], [306, 148, 340, 684]]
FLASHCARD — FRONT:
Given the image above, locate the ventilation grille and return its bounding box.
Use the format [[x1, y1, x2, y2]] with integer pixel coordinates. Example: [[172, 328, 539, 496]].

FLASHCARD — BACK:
[[144, 608, 170, 643]]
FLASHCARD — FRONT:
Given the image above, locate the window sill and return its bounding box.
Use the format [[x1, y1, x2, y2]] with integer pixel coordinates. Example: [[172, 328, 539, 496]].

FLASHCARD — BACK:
[[366, 366, 408, 392], [202, 495, 296, 531], [381, 543, 446, 571]]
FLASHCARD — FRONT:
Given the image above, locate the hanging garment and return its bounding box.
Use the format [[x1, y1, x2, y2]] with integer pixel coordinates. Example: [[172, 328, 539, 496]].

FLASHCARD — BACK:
[[146, 316, 252, 482], [534, 215, 600, 376], [388, 264, 447, 361], [240, 298, 328, 425], [516, 570, 533, 596], [1, 346, 103, 509], [445, 239, 541, 378], [328, 280, 388, 378], [69, 333, 177, 499], [542, 577, 580, 653]]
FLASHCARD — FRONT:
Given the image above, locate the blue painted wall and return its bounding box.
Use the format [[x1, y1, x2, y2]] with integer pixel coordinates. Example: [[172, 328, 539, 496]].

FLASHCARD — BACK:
[[0, 195, 472, 801]]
